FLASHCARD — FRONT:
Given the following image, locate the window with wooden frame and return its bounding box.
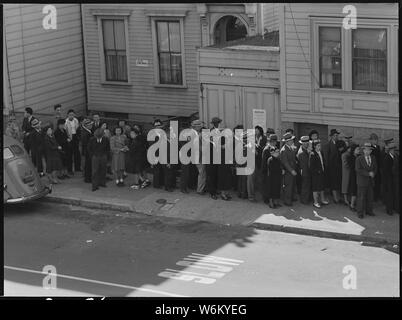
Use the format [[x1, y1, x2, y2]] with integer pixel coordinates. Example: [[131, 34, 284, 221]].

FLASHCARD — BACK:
[[149, 14, 186, 88], [102, 19, 128, 82], [352, 28, 387, 92]]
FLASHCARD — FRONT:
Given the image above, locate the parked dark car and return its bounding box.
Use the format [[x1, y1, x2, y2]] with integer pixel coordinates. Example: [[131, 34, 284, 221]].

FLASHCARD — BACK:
[[3, 135, 51, 204]]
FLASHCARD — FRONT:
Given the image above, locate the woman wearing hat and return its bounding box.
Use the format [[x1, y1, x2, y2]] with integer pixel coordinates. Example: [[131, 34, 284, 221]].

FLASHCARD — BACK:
[[309, 140, 329, 208], [341, 142, 353, 206], [280, 132, 298, 206], [110, 126, 129, 186], [262, 146, 282, 209], [369, 133, 382, 202], [54, 119, 70, 179], [43, 125, 63, 184], [347, 145, 360, 212]]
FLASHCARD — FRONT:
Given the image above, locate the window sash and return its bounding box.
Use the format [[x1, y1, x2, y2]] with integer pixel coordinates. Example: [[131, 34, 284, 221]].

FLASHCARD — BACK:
[[102, 19, 128, 82], [352, 28, 387, 91], [156, 20, 183, 85], [319, 27, 342, 89]]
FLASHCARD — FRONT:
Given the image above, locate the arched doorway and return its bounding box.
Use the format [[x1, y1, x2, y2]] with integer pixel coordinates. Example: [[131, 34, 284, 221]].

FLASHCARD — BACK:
[[213, 15, 248, 45]]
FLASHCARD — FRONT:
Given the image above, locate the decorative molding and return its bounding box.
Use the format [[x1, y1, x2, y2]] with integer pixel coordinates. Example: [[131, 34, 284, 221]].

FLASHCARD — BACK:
[[90, 9, 132, 16], [144, 9, 188, 17]]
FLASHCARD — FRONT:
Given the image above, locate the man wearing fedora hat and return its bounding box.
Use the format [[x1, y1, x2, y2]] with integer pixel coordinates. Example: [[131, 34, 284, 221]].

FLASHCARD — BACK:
[[322, 128, 342, 203], [382, 142, 399, 215], [297, 136, 312, 204], [206, 117, 222, 200], [369, 133, 382, 201], [81, 118, 94, 183], [280, 132, 298, 206], [355, 142, 377, 218], [22, 107, 37, 154], [30, 118, 46, 176]]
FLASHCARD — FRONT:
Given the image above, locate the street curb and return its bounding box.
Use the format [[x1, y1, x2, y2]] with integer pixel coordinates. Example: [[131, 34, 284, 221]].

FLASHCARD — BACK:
[[40, 195, 399, 249], [251, 222, 399, 248], [41, 195, 134, 213]]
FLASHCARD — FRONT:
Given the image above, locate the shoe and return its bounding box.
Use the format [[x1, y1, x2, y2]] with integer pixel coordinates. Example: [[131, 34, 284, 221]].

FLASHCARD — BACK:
[[130, 184, 140, 190], [284, 202, 293, 207], [99, 184, 106, 188], [39, 172, 45, 177], [221, 194, 230, 201], [268, 203, 274, 209], [181, 189, 189, 194], [58, 176, 65, 180], [63, 174, 71, 179], [276, 203, 282, 208], [68, 172, 74, 176], [313, 203, 321, 208], [249, 198, 257, 203], [358, 213, 364, 219], [321, 200, 329, 205], [141, 180, 151, 188], [92, 187, 98, 192], [350, 206, 356, 212], [211, 194, 218, 200], [366, 212, 375, 216]]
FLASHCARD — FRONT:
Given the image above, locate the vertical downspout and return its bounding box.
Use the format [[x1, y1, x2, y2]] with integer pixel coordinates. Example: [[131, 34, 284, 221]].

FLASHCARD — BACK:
[[80, 4, 88, 116]]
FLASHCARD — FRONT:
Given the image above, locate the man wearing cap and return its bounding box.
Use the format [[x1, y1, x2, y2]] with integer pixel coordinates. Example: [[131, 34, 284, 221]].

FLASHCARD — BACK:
[[30, 118, 46, 176], [355, 142, 377, 218], [151, 119, 165, 188], [322, 129, 342, 203], [382, 142, 398, 215], [53, 104, 62, 130], [369, 133, 382, 201], [81, 119, 94, 183], [280, 132, 298, 206], [297, 136, 312, 204]]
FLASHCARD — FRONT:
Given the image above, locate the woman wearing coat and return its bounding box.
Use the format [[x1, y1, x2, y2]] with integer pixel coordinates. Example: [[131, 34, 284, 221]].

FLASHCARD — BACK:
[[128, 128, 150, 189], [43, 125, 63, 184], [110, 126, 129, 186], [309, 140, 329, 208]]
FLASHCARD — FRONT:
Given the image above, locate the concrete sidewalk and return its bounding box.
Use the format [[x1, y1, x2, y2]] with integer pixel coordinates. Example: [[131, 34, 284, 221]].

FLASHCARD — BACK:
[[39, 174, 399, 246]]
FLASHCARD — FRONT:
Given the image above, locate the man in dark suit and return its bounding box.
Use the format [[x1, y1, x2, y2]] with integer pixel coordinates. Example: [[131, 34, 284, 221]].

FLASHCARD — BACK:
[[322, 129, 342, 203], [297, 136, 312, 204], [91, 113, 102, 134], [382, 143, 398, 215], [369, 133, 382, 201], [87, 128, 111, 191], [280, 132, 298, 206], [355, 142, 378, 218], [29, 118, 45, 176], [81, 119, 94, 183], [22, 107, 37, 154], [151, 119, 166, 189]]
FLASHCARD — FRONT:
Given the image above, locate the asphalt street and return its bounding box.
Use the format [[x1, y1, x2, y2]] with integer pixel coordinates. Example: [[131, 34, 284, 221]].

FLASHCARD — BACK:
[[4, 202, 399, 297]]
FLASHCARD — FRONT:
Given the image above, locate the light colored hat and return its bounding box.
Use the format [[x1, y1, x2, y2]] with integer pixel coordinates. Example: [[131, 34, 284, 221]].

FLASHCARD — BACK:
[[299, 136, 310, 144], [191, 119, 203, 128], [363, 142, 374, 150], [282, 132, 295, 142]]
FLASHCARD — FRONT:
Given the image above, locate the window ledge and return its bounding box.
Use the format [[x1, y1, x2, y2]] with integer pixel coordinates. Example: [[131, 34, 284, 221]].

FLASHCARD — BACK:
[[154, 84, 188, 89], [101, 81, 132, 86], [91, 9, 132, 17], [316, 88, 393, 95]]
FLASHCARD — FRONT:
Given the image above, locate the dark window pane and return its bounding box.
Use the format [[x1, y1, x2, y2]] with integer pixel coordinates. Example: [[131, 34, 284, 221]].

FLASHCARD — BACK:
[[352, 28, 387, 91], [114, 20, 126, 50]]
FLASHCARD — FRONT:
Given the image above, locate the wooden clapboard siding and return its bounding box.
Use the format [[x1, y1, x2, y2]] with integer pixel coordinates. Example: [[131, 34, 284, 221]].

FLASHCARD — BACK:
[[3, 3, 86, 115], [262, 3, 279, 32], [281, 3, 399, 130], [82, 3, 201, 117]]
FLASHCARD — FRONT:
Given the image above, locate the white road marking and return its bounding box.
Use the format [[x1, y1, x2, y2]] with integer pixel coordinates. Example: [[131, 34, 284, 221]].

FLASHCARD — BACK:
[[4, 265, 187, 297]]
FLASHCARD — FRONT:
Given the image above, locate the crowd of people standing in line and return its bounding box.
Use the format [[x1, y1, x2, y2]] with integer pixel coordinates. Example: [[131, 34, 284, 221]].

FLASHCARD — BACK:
[[4, 105, 399, 219]]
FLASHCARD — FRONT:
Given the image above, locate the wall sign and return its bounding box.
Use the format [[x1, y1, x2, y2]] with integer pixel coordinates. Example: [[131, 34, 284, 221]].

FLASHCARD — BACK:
[[252, 109, 266, 132], [136, 59, 149, 67]]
